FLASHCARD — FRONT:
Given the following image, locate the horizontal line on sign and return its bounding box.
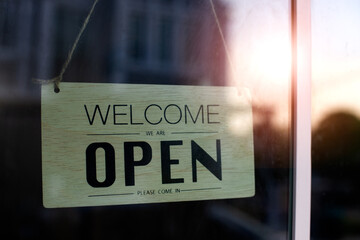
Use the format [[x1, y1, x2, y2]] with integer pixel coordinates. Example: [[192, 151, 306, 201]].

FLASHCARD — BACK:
[[171, 131, 219, 134], [86, 133, 140, 136], [88, 193, 134, 197], [181, 187, 222, 192]]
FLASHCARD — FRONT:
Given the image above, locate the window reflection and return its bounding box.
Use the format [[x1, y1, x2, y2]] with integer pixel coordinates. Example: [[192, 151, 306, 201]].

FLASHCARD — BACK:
[[128, 12, 147, 61], [0, 0, 18, 47], [1, 0, 293, 239], [158, 16, 173, 63]]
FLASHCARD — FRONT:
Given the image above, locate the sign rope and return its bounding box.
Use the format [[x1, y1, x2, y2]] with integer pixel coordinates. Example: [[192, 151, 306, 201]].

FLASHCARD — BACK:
[[209, 0, 238, 88], [33, 0, 99, 93], [35, 0, 241, 95]]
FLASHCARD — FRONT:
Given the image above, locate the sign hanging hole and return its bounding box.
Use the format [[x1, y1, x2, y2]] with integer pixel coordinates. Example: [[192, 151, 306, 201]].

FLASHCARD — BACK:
[[54, 86, 60, 93]]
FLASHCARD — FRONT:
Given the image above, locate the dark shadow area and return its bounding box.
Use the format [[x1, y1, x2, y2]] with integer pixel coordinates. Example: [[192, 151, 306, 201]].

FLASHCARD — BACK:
[[312, 111, 360, 239]]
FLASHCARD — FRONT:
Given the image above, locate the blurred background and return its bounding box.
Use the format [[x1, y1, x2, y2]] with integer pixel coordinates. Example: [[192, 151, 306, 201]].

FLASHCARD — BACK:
[[0, 0, 359, 239], [311, 0, 360, 239]]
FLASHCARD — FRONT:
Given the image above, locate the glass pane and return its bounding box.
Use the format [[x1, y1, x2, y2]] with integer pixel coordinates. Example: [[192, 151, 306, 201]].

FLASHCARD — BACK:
[[311, 0, 360, 239], [1, 0, 293, 239]]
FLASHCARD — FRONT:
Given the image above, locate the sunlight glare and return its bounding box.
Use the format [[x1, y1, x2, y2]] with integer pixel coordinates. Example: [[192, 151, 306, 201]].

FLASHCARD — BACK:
[[250, 36, 291, 86]]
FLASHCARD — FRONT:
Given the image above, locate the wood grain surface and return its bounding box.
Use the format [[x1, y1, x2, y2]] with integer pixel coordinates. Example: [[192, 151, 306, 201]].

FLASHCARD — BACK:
[[42, 83, 254, 208]]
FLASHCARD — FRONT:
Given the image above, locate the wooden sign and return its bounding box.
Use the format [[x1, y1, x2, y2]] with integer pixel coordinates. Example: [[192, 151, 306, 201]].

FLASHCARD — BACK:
[[41, 83, 255, 208]]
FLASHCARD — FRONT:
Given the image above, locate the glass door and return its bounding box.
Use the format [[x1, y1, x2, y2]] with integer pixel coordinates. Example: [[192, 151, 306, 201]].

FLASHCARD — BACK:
[[0, 0, 306, 239]]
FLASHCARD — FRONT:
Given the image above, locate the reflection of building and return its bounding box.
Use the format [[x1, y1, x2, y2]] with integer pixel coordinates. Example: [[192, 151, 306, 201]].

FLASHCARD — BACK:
[[109, 0, 227, 85], [0, 0, 228, 101], [1, 1, 294, 237], [0, 0, 34, 99]]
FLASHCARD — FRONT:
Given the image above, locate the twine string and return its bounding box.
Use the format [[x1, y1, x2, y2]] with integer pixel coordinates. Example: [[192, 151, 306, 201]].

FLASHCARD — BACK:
[[33, 0, 99, 93], [209, 0, 238, 84], [35, 0, 240, 95]]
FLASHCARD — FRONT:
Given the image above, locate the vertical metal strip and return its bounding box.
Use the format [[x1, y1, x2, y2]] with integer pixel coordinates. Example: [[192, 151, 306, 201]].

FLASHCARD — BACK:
[[289, 0, 297, 239], [291, 0, 312, 239]]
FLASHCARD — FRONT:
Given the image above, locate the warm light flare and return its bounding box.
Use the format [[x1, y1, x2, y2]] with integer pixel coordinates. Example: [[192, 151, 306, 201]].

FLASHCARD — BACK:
[[250, 37, 291, 86], [224, 0, 293, 127]]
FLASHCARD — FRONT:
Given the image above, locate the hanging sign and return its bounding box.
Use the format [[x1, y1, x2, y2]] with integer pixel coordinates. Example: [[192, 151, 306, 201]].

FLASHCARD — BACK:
[[41, 83, 255, 208]]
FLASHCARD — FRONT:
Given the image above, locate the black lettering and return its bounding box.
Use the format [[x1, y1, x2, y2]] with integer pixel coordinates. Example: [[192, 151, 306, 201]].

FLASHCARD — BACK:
[[164, 104, 182, 124], [207, 105, 220, 124], [84, 105, 111, 125], [185, 105, 204, 124], [86, 142, 116, 188], [144, 104, 162, 125], [191, 140, 222, 182], [113, 105, 128, 125], [124, 142, 152, 186], [130, 105, 144, 125], [161, 141, 184, 184]]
